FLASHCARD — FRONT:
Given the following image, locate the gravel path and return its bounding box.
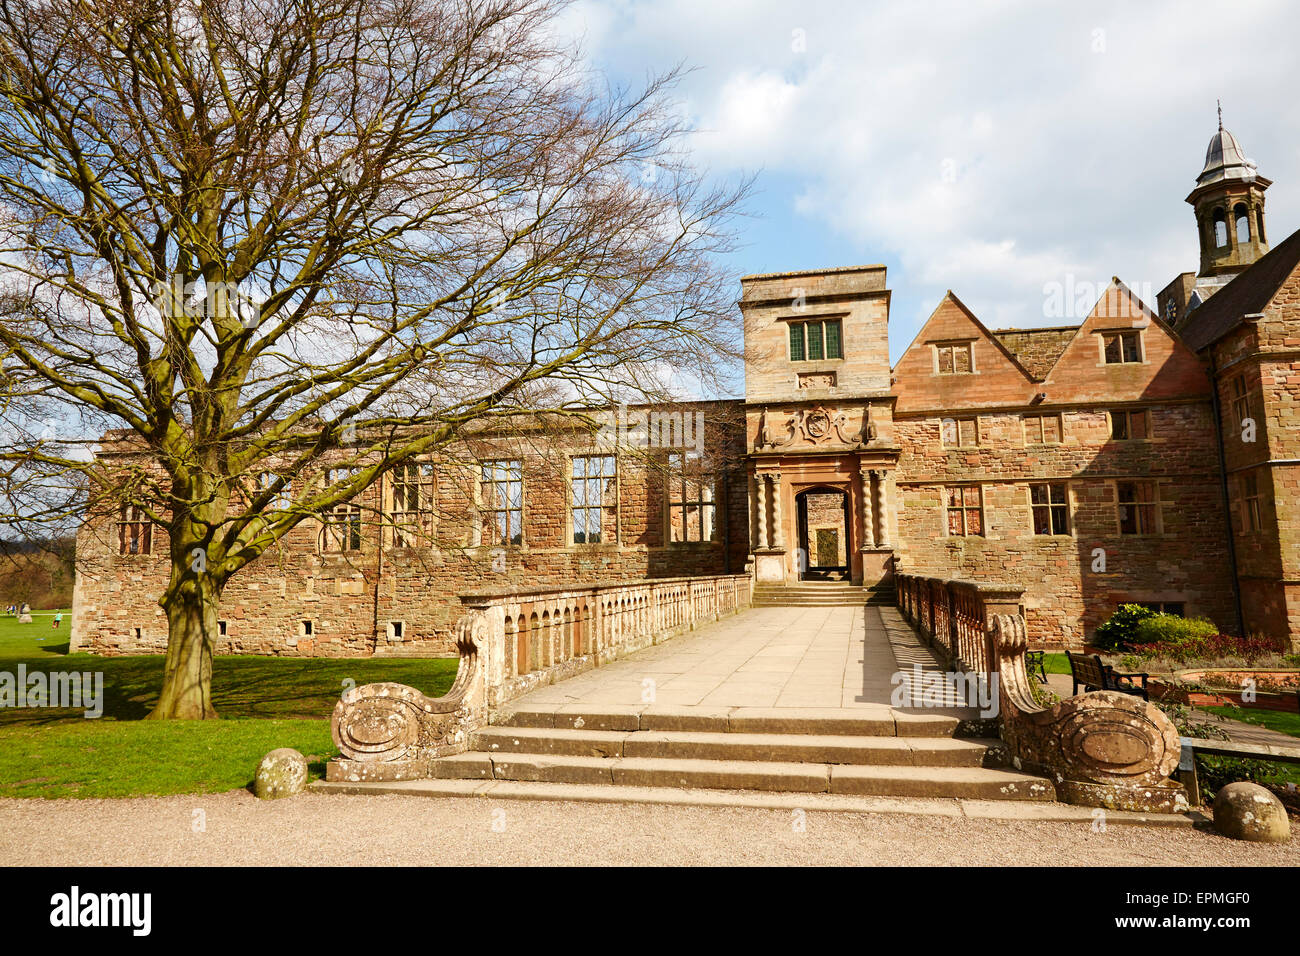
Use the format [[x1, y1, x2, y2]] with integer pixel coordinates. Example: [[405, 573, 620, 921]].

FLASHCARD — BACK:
[[1, 792, 1295, 866]]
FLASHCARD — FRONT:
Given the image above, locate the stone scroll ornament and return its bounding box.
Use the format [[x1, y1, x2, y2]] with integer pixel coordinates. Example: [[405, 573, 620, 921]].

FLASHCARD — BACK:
[[991, 613, 1188, 813], [758, 404, 875, 449], [326, 612, 490, 783]]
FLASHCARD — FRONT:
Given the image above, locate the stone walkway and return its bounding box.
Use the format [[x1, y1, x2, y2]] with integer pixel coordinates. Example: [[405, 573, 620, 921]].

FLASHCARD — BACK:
[[515, 604, 951, 711]]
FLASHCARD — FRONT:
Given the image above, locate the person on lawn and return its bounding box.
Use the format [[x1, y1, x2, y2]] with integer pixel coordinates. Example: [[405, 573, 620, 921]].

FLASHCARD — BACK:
[[52, 611, 63, 629]]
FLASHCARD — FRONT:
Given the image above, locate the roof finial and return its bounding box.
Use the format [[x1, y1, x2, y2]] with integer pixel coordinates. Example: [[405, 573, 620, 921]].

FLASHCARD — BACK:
[[1217, 98, 1223, 131]]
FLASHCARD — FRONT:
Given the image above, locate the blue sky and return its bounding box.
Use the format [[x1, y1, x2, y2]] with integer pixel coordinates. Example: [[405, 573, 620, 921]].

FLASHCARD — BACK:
[[560, 0, 1300, 376]]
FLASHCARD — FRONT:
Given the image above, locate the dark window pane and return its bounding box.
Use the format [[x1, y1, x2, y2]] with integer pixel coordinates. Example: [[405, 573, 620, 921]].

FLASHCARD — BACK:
[[1104, 335, 1121, 363], [789, 323, 804, 361], [807, 321, 824, 360], [1051, 505, 1069, 535], [825, 320, 842, 359]]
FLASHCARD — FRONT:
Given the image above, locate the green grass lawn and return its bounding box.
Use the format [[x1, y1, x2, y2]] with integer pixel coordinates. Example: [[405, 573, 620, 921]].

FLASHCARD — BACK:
[[0, 610, 459, 798], [0, 608, 72, 657], [1041, 652, 1070, 675]]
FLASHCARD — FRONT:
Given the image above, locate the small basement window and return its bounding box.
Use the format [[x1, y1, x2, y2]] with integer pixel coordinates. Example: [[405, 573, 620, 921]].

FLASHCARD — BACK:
[[300, 620, 314, 638], [387, 621, 405, 642], [217, 620, 228, 637]]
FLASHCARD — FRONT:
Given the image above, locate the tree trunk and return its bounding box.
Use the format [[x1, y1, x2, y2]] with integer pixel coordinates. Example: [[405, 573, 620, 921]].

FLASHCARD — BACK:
[[148, 567, 221, 720]]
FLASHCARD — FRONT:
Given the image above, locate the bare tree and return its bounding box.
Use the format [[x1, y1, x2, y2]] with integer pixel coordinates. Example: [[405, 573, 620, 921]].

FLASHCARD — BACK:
[[0, 0, 747, 717]]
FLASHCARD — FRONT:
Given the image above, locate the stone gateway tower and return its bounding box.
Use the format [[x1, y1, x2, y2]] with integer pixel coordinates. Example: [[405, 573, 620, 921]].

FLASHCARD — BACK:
[[741, 266, 899, 595]]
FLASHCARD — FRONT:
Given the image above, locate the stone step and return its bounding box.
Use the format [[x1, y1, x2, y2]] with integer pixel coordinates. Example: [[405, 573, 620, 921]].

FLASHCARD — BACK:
[[471, 726, 997, 767], [429, 751, 1053, 800], [494, 704, 975, 737]]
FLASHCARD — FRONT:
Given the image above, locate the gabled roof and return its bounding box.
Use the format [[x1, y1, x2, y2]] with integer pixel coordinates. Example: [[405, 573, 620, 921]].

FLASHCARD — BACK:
[[1179, 225, 1300, 352], [991, 326, 1079, 380]]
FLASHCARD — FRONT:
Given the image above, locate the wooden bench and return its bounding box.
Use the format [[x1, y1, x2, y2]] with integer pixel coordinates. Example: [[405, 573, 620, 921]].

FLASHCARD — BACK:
[[1067, 652, 1150, 700]]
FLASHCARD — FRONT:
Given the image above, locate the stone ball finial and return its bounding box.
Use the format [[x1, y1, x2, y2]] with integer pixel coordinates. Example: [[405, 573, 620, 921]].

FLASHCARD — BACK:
[[254, 748, 309, 800], [1212, 782, 1291, 843]]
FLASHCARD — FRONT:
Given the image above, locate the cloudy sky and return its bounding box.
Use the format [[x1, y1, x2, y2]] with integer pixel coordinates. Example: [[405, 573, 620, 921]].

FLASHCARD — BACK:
[[560, 0, 1300, 377]]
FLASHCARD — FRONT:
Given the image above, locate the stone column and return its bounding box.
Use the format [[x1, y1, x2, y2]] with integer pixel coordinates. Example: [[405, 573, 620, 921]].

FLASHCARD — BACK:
[[756, 473, 769, 549], [859, 466, 875, 550], [771, 472, 784, 550], [871, 469, 891, 548]]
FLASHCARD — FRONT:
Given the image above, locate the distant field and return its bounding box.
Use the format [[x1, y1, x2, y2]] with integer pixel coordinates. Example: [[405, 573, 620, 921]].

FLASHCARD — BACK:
[[0, 609, 72, 658]]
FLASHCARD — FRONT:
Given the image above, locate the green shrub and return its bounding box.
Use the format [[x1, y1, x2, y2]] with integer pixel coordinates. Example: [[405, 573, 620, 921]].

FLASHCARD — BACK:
[[1131, 613, 1218, 646], [1093, 603, 1157, 652]]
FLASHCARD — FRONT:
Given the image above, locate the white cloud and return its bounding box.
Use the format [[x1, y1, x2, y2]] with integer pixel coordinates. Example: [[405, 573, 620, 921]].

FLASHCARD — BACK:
[[563, 0, 1300, 360]]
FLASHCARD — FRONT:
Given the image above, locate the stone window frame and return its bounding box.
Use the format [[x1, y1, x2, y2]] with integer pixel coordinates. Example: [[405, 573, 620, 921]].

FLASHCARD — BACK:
[[940, 416, 979, 448], [1022, 411, 1062, 445], [569, 453, 619, 546], [665, 450, 719, 545], [319, 467, 363, 553], [932, 340, 975, 375], [1108, 407, 1151, 441], [1027, 481, 1071, 537], [478, 458, 525, 548], [1114, 478, 1164, 536], [788, 317, 844, 363], [943, 484, 984, 537], [117, 504, 153, 556], [385, 460, 437, 548], [1229, 375, 1253, 429], [1239, 470, 1263, 534], [1098, 329, 1143, 365]]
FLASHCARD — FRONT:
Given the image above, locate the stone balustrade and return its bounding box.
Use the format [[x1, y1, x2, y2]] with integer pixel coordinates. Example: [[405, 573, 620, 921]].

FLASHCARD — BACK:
[[896, 572, 1021, 673], [896, 570, 1188, 813], [327, 573, 752, 782]]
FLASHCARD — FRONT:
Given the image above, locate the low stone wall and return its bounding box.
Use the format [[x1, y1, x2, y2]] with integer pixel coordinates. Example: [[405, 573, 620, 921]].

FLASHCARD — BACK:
[[326, 572, 752, 782], [897, 570, 1189, 813]]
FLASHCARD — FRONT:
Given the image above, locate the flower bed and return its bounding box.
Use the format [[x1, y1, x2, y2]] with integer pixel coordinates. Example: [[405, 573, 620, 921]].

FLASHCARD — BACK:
[[1149, 670, 1300, 712]]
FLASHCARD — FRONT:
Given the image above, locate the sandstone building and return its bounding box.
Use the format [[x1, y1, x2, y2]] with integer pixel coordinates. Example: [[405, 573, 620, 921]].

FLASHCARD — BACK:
[[72, 119, 1300, 656]]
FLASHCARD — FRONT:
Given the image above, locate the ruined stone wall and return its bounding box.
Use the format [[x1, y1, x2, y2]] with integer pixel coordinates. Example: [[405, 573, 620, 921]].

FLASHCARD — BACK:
[[71, 401, 750, 658]]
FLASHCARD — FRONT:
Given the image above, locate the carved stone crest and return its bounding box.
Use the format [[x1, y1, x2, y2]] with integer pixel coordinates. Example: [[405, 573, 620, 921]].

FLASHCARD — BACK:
[[758, 404, 875, 449]]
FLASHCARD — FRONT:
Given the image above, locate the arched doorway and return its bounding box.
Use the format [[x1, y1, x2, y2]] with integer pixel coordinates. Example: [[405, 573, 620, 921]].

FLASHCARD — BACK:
[[795, 487, 851, 581]]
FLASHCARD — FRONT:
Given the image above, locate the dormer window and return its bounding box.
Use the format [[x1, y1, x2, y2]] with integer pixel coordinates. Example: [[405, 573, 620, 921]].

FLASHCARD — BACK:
[[789, 319, 842, 362], [1101, 330, 1141, 364], [934, 341, 973, 374]]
